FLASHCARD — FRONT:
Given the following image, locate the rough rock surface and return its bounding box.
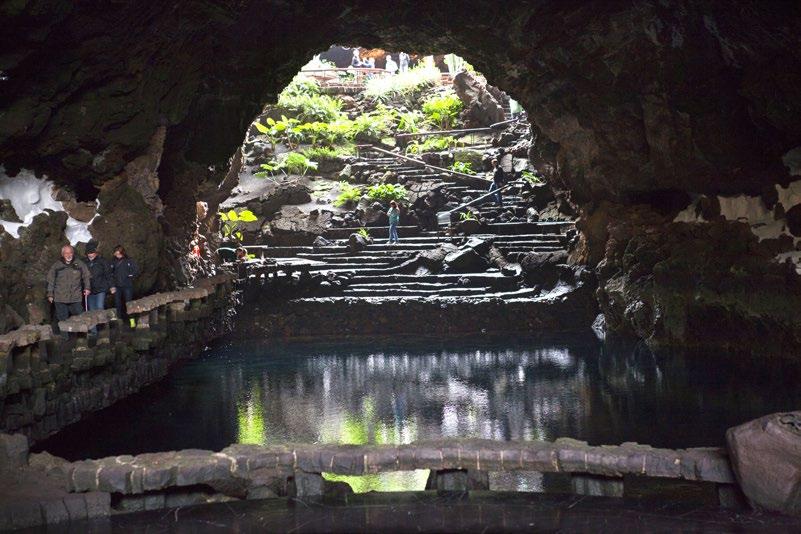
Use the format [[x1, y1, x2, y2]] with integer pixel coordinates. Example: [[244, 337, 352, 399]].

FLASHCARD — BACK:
[[1, 1, 801, 352], [269, 207, 332, 246], [452, 71, 506, 128], [727, 412, 801, 515], [90, 177, 162, 294]]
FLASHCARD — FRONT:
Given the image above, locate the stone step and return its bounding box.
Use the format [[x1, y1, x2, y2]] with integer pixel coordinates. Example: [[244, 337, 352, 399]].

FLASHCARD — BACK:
[[323, 226, 421, 239], [339, 286, 494, 297]]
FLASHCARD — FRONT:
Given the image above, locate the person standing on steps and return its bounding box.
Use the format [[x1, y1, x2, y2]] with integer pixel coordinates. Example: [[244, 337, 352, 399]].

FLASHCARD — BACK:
[[46, 244, 91, 337], [84, 241, 114, 335], [387, 200, 401, 244], [488, 158, 505, 208], [112, 245, 139, 326]]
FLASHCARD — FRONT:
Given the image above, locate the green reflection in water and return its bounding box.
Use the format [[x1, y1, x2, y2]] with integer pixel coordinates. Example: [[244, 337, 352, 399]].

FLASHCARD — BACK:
[[237, 382, 265, 445], [323, 470, 430, 493]]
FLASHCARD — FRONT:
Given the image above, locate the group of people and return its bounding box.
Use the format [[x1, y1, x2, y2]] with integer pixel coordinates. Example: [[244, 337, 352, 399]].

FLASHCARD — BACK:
[[350, 50, 410, 74], [46, 242, 139, 336]]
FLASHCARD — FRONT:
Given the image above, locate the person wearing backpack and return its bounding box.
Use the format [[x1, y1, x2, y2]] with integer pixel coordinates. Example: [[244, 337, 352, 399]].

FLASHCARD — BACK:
[[46, 244, 91, 336], [112, 245, 139, 324], [84, 241, 114, 335]]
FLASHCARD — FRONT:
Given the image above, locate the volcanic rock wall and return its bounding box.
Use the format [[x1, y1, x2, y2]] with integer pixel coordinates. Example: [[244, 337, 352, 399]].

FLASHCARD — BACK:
[[1, 1, 800, 351]]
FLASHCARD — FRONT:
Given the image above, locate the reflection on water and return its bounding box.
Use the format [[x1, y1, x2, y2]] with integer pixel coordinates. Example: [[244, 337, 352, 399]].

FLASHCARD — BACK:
[[39, 335, 801, 488]]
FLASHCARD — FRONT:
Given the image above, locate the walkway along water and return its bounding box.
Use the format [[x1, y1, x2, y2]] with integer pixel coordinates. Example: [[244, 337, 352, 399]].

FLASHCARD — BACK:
[[0, 274, 234, 444]]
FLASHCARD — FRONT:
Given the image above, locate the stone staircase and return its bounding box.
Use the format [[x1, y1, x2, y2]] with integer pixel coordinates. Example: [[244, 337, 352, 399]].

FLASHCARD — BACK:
[[243, 145, 576, 304]]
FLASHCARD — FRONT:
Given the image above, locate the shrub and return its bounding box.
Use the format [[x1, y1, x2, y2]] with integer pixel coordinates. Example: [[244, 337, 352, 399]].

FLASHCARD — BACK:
[[301, 144, 355, 161], [459, 211, 476, 221], [396, 110, 431, 133], [280, 76, 321, 99], [449, 161, 476, 175], [357, 227, 370, 239], [334, 182, 362, 207], [254, 115, 301, 150], [421, 92, 463, 130], [366, 183, 408, 203], [405, 136, 460, 154], [254, 152, 318, 177], [363, 65, 441, 104], [277, 92, 344, 123], [219, 209, 258, 242], [522, 170, 542, 184]]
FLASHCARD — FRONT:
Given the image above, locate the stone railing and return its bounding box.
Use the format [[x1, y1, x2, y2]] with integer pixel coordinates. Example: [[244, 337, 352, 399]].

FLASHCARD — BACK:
[[0, 274, 234, 443], [0, 435, 740, 529]]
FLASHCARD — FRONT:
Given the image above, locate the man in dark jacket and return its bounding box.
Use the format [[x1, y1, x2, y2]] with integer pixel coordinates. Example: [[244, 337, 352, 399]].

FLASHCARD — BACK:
[[85, 241, 114, 334], [112, 245, 139, 323], [46, 245, 91, 330]]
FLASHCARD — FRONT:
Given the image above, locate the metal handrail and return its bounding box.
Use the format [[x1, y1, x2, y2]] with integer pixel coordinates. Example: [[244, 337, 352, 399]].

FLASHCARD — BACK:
[[436, 180, 522, 226], [395, 118, 520, 141], [358, 144, 490, 185]]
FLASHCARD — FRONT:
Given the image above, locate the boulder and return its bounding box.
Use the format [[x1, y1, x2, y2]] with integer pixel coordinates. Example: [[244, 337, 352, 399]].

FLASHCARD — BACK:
[[452, 71, 506, 128], [363, 202, 388, 226], [727, 412, 801, 515], [417, 243, 458, 271], [312, 236, 334, 248], [222, 177, 311, 218], [269, 206, 331, 246], [443, 248, 488, 273], [347, 232, 370, 253], [520, 250, 569, 287], [455, 217, 483, 235]]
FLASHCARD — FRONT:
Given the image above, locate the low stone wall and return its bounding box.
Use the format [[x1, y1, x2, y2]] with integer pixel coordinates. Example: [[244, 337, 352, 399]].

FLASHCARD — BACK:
[[239, 286, 598, 338], [0, 434, 739, 529], [0, 274, 234, 444]]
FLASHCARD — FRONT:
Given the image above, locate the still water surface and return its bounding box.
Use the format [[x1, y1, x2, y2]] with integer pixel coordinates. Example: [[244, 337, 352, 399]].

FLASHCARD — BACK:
[[39, 335, 801, 464]]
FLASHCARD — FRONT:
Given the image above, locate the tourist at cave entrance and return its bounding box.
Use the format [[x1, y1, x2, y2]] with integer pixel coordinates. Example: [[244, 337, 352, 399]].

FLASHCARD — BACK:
[[46, 244, 91, 337], [388, 201, 400, 244], [112, 245, 139, 325], [488, 158, 505, 207], [385, 54, 398, 74], [398, 51, 409, 73], [84, 241, 114, 336]]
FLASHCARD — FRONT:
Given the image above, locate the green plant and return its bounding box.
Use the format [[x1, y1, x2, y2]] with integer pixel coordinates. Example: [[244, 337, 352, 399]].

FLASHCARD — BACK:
[[366, 183, 408, 203], [351, 109, 394, 142], [280, 76, 321, 99], [277, 91, 344, 123], [363, 65, 441, 104], [405, 136, 460, 154], [459, 211, 477, 221], [522, 170, 542, 184], [421, 92, 463, 130], [254, 152, 318, 177], [357, 227, 370, 239], [449, 161, 476, 175], [334, 182, 362, 207], [218, 209, 258, 242], [396, 110, 431, 133], [254, 115, 301, 151], [301, 144, 355, 161]]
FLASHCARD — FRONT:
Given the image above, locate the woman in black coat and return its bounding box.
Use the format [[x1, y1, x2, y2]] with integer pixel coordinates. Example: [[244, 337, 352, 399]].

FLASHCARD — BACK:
[[112, 245, 139, 323]]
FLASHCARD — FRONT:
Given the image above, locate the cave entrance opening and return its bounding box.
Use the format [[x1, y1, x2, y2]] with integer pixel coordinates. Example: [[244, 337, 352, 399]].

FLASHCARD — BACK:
[[211, 44, 557, 302]]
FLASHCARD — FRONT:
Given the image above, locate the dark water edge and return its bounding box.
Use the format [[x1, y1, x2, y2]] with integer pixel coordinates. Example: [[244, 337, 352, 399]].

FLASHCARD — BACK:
[[35, 331, 801, 463]]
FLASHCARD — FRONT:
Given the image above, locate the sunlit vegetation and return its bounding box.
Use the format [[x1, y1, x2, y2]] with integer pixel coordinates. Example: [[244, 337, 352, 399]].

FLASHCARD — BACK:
[[362, 65, 441, 104], [421, 92, 463, 129], [405, 135, 461, 155], [333, 182, 362, 207], [254, 152, 318, 177], [449, 161, 476, 175], [366, 183, 408, 203], [219, 209, 258, 242]]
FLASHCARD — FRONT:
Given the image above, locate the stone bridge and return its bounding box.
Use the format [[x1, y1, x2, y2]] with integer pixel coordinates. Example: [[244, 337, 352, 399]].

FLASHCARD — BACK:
[[0, 274, 234, 443], [0, 433, 739, 529]]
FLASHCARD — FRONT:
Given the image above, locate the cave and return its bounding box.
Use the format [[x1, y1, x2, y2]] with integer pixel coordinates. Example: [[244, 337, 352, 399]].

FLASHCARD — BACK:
[[2, 0, 801, 529]]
